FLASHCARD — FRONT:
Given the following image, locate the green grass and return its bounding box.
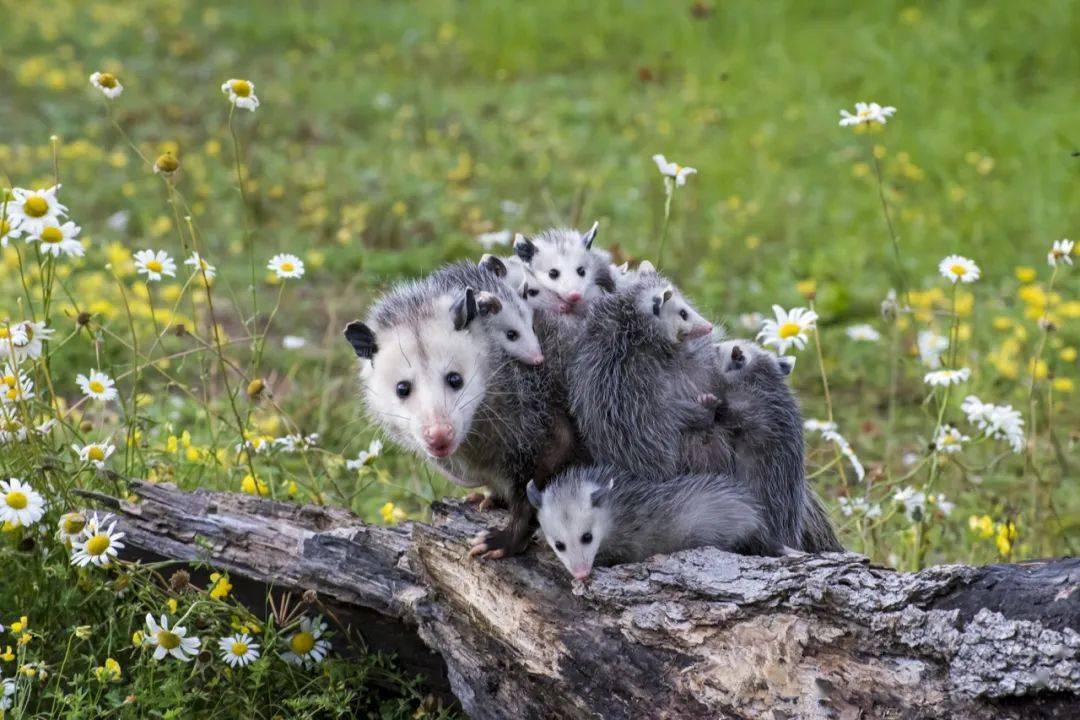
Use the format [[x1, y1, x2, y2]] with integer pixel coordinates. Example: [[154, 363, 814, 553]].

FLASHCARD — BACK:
[[0, 0, 1077, 715]]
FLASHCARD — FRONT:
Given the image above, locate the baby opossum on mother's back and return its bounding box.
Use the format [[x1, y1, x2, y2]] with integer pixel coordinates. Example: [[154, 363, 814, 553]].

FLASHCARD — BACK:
[[344, 281, 586, 558], [713, 340, 843, 552], [512, 222, 615, 317], [527, 464, 781, 580]]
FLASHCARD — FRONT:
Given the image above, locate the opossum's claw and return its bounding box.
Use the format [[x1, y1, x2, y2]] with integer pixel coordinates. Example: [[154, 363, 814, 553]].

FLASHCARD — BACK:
[[697, 392, 719, 408], [464, 491, 486, 505], [478, 496, 496, 512], [467, 540, 489, 558], [481, 548, 506, 560]]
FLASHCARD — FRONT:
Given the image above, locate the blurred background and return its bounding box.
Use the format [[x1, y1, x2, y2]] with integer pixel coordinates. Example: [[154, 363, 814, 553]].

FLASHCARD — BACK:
[[1, 0, 1077, 562]]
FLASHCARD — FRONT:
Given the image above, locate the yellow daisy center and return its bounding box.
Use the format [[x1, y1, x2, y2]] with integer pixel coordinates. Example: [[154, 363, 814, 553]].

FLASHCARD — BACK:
[[88, 446, 105, 461], [950, 263, 967, 276], [6, 388, 17, 401], [63, 515, 86, 534], [5, 491, 28, 510], [0, 327, 8, 339], [778, 322, 802, 339], [89, 380, 105, 393], [4, 374, 17, 387], [230, 79, 252, 97], [0, 219, 10, 235], [290, 631, 315, 655], [156, 629, 180, 650], [40, 226, 63, 243], [146, 259, 163, 272], [85, 533, 111, 556], [24, 196, 49, 218], [97, 72, 118, 88], [279, 261, 294, 273], [230, 641, 249, 656]]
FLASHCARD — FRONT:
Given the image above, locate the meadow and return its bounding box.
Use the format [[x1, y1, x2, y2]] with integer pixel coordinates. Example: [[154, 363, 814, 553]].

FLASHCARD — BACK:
[[0, 0, 1077, 716]]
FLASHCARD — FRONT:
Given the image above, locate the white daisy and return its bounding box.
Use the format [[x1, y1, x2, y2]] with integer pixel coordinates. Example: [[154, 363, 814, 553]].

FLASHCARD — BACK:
[[924, 367, 971, 387], [3, 320, 54, 362], [938, 254, 980, 284], [845, 323, 881, 342], [346, 439, 383, 470], [821, 428, 866, 481], [651, 154, 697, 186], [73, 441, 116, 468], [7, 186, 68, 236], [476, 230, 512, 250], [0, 215, 21, 247], [803, 419, 838, 434], [272, 432, 319, 453], [757, 305, 818, 355], [133, 249, 177, 282], [268, 253, 304, 279], [1, 676, 14, 711], [933, 494, 955, 516], [837, 496, 882, 519], [934, 425, 970, 454], [218, 633, 260, 668], [280, 616, 331, 668], [71, 513, 125, 567], [1048, 239, 1073, 267], [1, 364, 34, 405], [894, 486, 927, 522], [56, 511, 87, 547], [77, 369, 118, 402], [89, 71, 123, 98], [144, 614, 201, 662], [221, 79, 260, 111], [183, 252, 216, 280], [738, 312, 764, 332], [917, 330, 949, 369], [961, 395, 1025, 453], [33, 221, 83, 258], [282, 335, 307, 349], [0, 478, 45, 528], [0, 408, 26, 444], [838, 102, 897, 127]]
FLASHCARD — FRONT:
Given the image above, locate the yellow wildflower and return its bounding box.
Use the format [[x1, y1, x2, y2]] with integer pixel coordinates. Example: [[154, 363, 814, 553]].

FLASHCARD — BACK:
[[94, 657, 122, 683], [209, 572, 233, 600], [1052, 377, 1074, 393], [1014, 266, 1037, 283]]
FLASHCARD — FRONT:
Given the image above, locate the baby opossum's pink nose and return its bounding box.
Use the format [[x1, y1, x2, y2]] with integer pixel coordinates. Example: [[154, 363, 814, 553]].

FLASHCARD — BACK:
[[422, 424, 455, 457], [566, 291, 583, 303], [572, 566, 591, 580], [688, 322, 713, 339], [530, 352, 545, 365]]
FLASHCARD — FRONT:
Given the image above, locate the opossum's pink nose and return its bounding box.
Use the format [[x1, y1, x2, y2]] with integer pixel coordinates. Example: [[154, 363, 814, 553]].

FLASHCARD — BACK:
[[571, 565, 591, 580], [422, 424, 455, 457], [687, 322, 713, 339], [566, 291, 583, 303], [530, 352, 545, 365]]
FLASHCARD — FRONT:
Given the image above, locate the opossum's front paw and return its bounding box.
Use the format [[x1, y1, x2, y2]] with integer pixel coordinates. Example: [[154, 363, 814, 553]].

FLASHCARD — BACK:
[[467, 527, 529, 560], [697, 392, 719, 408], [464, 492, 503, 512]]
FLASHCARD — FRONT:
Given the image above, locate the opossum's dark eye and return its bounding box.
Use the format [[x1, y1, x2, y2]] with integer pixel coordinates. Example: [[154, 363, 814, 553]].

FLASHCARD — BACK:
[[395, 381, 412, 398], [576, 266, 586, 277], [580, 532, 593, 545], [548, 268, 560, 280], [445, 372, 464, 390], [506, 330, 519, 341], [679, 309, 688, 321], [554, 541, 566, 552], [528, 288, 539, 297]]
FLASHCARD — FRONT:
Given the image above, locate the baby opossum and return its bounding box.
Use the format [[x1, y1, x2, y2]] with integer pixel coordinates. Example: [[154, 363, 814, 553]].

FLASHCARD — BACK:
[[567, 270, 721, 479], [512, 223, 615, 316], [428, 260, 544, 365], [527, 465, 781, 580], [713, 340, 842, 552], [344, 281, 584, 558]]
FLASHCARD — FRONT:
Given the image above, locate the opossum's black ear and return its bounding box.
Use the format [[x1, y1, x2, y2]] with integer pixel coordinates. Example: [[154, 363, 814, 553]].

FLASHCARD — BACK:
[[777, 355, 796, 376], [590, 478, 614, 507], [595, 264, 616, 293], [581, 221, 599, 249], [344, 321, 378, 359], [452, 287, 479, 331], [513, 233, 536, 263], [526, 480, 542, 509], [479, 254, 507, 278], [476, 291, 502, 317], [662, 286, 674, 303]]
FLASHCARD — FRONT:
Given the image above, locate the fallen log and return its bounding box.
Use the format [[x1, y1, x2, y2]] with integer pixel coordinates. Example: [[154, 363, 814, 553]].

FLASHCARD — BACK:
[[89, 481, 1079, 719]]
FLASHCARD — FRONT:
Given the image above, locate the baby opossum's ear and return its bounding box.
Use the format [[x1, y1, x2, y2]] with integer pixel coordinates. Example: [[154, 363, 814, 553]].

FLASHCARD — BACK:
[[637, 260, 656, 274], [343, 321, 378, 360], [476, 291, 502, 317], [581, 220, 599, 249], [652, 286, 673, 316], [777, 355, 796, 376], [589, 478, 614, 507], [479, 254, 507, 278], [451, 288, 479, 331], [513, 234, 536, 263], [662, 286, 674, 303], [526, 480, 543, 509], [615, 261, 629, 274]]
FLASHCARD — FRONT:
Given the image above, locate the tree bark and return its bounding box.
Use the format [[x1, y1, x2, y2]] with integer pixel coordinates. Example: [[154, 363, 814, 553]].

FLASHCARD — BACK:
[[88, 481, 1080, 719]]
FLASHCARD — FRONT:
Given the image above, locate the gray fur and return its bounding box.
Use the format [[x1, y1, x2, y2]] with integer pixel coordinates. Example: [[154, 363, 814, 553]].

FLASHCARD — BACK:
[[530, 464, 781, 578]]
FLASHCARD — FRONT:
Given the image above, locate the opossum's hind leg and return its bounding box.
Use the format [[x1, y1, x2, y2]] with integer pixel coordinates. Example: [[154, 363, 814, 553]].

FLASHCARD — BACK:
[[468, 494, 536, 560], [463, 492, 505, 512]]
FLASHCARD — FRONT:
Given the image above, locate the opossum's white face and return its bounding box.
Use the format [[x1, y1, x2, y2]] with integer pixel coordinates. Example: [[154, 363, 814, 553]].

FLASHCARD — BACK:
[[358, 295, 489, 460], [533, 479, 613, 580], [638, 285, 713, 344], [482, 293, 544, 366], [514, 226, 603, 317]]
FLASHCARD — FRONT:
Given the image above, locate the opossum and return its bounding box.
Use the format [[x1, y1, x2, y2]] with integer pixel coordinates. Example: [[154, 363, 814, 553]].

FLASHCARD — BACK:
[[512, 223, 615, 316], [527, 464, 781, 579], [567, 270, 721, 479], [344, 282, 585, 558], [610, 259, 656, 291], [428, 260, 544, 365], [713, 340, 841, 552]]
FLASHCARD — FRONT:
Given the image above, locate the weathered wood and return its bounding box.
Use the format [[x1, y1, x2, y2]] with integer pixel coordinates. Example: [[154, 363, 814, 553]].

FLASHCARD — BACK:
[[93, 481, 1080, 719]]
